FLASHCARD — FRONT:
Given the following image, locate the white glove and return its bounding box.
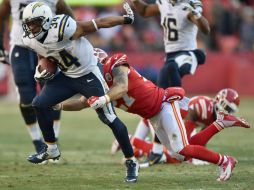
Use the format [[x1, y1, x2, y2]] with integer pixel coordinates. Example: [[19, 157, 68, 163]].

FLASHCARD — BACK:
[[123, 2, 134, 24], [34, 65, 55, 82], [184, 2, 202, 20], [87, 95, 110, 110], [188, 0, 203, 12]]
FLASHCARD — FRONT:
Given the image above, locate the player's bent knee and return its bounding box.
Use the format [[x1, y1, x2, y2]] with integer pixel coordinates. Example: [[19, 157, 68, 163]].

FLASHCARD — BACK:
[[32, 96, 48, 109], [166, 61, 178, 72]]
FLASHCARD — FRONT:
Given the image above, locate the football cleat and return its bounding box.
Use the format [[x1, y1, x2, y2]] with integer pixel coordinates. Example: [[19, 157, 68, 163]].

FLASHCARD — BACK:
[[140, 152, 166, 168], [217, 156, 238, 182], [27, 145, 60, 164], [214, 111, 251, 130], [32, 139, 46, 153], [125, 159, 139, 183]]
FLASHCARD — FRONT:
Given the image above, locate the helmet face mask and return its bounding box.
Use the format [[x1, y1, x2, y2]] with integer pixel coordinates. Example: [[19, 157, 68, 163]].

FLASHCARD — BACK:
[[214, 88, 240, 114], [23, 17, 46, 39], [22, 2, 53, 40]]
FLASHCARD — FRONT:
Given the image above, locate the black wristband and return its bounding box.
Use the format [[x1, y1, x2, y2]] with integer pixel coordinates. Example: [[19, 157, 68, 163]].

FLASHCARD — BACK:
[[123, 16, 132, 24]]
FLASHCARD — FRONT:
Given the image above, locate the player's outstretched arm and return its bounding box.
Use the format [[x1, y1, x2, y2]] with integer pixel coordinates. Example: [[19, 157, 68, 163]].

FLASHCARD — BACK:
[[186, 0, 210, 34], [131, 0, 160, 18], [87, 65, 129, 110], [71, 3, 134, 40], [107, 65, 129, 101], [54, 96, 89, 111]]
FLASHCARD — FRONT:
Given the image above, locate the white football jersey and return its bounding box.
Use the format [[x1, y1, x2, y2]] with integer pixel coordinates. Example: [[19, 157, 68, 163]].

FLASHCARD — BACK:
[[22, 15, 98, 78], [10, 0, 58, 46], [156, 0, 198, 53]]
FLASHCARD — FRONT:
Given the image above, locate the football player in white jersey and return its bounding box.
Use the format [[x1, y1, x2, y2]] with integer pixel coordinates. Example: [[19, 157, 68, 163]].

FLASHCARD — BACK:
[[21, 2, 138, 183], [131, 0, 210, 164], [0, 0, 73, 153]]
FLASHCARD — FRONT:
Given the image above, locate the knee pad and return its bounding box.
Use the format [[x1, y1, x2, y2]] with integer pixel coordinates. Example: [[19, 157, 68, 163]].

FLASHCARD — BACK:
[[19, 103, 37, 125]]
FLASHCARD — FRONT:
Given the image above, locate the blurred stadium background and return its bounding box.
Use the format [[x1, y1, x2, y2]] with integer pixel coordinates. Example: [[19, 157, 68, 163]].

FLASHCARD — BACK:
[[0, 0, 254, 189], [1, 0, 254, 98]]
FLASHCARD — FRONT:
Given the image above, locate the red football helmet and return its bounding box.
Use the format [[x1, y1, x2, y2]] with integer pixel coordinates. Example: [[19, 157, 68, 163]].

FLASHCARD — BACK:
[[214, 88, 240, 114], [94, 48, 108, 64]]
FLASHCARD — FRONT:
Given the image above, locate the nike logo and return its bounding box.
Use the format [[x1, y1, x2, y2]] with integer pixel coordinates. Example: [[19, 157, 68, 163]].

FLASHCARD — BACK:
[[87, 79, 94, 83]]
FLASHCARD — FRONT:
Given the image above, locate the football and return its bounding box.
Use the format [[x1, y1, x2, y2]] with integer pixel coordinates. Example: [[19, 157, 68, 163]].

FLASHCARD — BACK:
[[38, 58, 57, 74]]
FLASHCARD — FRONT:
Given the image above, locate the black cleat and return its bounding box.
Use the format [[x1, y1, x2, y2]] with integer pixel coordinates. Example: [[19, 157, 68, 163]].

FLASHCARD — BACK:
[[125, 159, 139, 183], [27, 145, 60, 164], [140, 152, 166, 168], [32, 140, 46, 153]]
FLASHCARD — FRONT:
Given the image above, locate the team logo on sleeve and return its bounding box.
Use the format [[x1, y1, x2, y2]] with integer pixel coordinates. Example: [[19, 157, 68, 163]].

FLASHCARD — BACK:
[[105, 73, 112, 82]]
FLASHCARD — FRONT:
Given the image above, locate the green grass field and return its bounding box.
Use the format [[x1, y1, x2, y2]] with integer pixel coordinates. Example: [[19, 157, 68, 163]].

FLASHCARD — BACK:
[[0, 98, 254, 190]]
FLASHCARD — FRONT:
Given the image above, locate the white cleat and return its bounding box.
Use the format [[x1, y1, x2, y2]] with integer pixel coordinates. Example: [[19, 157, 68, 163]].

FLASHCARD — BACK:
[[217, 156, 238, 182]]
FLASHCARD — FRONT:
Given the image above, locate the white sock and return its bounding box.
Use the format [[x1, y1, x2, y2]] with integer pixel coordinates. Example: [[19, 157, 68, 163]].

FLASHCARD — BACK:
[[53, 120, 61, 139], [152, 142, 164, 154], [134, 119, 150, 140], [26, 123, 42, 141], [46, 143, 57, 150]]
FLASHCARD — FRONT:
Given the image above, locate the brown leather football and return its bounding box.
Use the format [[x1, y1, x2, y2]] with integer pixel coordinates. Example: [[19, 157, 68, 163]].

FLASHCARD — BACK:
[[38, 58, 57, 74]]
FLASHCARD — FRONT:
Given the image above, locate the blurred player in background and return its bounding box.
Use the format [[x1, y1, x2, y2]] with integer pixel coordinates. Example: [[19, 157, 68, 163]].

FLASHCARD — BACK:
[[128, 88, 247, 166], [56, 49, 250, 181], [0, 0, 74, 153], [21, 2, 139, 183], [131, 0, 210, 163]]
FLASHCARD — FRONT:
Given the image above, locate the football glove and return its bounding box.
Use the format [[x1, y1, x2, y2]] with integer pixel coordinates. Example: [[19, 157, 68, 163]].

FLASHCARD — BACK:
[[34, 65, 55, 82], [184, 3, 202, 20], [188, 0, 203, 12], [87, 95, 110, 110], [123, 2, 134, 24]]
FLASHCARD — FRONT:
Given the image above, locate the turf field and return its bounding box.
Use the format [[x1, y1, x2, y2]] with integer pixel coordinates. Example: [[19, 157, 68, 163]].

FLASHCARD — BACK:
[[0, 98, 254, 190]]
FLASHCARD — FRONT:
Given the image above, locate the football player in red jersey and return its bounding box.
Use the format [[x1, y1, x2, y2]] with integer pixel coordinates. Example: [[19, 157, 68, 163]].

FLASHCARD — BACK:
[[130, 89, 246, 165], [55, 49, 250, 181]]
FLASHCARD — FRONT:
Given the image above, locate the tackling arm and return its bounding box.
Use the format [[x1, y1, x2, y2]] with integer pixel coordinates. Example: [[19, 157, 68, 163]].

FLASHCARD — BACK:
[[54, 96, 89, 111], [107, 65, 129, 101], [131, 0, 160, 18]]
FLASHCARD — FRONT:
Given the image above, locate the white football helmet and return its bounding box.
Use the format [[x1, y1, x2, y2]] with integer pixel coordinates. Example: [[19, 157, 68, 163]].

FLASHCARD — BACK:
[[22, 2, 53, 40], [214, 88, 240, 114]]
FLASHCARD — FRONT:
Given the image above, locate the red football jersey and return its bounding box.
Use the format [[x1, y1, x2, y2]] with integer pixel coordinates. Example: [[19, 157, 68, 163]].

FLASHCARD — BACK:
[[103, 53, 165, 119], [188, 96, 216, 126]]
